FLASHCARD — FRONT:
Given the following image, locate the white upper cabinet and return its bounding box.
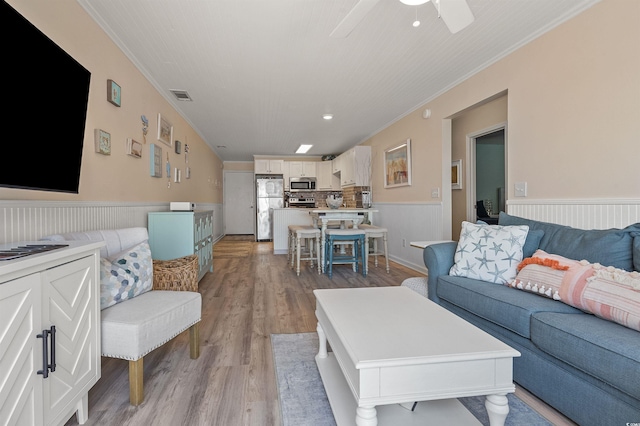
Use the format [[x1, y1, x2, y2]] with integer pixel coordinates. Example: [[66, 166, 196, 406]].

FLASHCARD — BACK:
[[317, 161, 339, 190], [255, 159, 284, 174], [339, 146, 371, 187], [288, 161, 317, 178]]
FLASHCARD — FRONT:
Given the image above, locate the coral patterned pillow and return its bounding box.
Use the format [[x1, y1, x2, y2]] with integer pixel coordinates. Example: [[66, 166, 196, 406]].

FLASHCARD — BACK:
[[508, 249, 583, 300], [559, 264, 640, 332]]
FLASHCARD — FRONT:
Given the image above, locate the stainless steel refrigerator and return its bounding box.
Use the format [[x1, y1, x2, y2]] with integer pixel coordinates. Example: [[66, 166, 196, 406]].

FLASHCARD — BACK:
[[256, 175, 284, 241]]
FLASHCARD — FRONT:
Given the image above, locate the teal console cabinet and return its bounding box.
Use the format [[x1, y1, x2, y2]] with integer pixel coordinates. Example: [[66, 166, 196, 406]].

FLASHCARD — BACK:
[[148, 210, 214, 281]]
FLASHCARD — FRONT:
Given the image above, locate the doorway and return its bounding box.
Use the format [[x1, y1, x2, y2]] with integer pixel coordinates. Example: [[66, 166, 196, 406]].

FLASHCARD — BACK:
[[466, 125, 506, 223], [224, 170, 255, 235]]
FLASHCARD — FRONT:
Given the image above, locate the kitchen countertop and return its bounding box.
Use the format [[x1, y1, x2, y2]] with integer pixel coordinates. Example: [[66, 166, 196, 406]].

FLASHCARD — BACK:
[[310, 208, 378, 213]]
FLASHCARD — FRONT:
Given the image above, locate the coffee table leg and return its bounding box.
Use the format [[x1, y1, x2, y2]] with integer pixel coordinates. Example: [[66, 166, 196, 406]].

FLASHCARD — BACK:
[[356, 406, 377, 426], [317, 323, 327, 358], [485, 394, 509, 426]]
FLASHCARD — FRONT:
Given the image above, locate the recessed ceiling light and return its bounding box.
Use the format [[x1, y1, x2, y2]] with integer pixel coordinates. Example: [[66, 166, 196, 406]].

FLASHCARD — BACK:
[[322, 114, 333, 120], [296, 144, 313, 154]]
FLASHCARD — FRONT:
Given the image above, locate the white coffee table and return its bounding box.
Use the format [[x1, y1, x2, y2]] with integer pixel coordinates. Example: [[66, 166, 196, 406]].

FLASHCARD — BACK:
[[314, 286, 521, 426]]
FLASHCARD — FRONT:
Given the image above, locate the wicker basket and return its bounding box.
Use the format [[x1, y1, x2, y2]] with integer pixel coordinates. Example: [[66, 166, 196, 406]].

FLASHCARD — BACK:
[[152, 254, 199, 292]]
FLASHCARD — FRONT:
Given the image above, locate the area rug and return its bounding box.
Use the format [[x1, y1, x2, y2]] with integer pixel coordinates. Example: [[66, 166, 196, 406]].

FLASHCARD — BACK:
[[272, 333, 553, 426]]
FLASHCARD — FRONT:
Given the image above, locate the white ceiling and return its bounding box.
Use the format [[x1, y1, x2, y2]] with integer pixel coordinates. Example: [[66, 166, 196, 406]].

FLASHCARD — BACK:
[[78, 0, 600, 161]]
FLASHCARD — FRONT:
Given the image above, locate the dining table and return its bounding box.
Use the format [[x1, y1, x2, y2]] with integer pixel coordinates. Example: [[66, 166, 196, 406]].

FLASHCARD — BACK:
[[309, 208, 378, 273]]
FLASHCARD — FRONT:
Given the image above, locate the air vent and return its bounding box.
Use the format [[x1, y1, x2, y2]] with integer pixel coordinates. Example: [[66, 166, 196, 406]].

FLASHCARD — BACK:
[[170, 90, 193, 101]]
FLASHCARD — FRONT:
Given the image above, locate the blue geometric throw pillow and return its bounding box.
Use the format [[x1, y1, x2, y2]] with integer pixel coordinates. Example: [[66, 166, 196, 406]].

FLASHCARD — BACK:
[[449, 221, 529, 284], [99, 241, 153, 310]]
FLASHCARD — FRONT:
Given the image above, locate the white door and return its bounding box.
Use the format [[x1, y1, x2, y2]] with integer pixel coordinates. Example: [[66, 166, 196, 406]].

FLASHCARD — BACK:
[[224, 170, 255, 235]]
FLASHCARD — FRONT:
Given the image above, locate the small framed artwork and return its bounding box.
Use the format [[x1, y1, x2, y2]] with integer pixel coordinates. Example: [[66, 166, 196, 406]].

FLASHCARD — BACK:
[[94, 129, 111, 155], [384, 139, 411, 188], [452, 159, 463, 190], [174, 168, 181, 183], [157, 113, 173, 147], [126, 138, 142, 159], [149, 143, 163, 177], [185, 167, 191, 179], [107, 79, 121, 107], [175, 140, 182, 154]]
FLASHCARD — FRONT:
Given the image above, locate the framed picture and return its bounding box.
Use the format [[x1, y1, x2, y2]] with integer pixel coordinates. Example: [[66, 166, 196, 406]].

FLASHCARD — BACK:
[[126, 138, 142, 159], [94, 129, 111, 155], [107, 79, 121, 107], [149, 143, 162, 177], [157, 113, 173, 147], [452, 159, 463, 190], [175, 140, 182, 154], [384, 139, 411, 188]]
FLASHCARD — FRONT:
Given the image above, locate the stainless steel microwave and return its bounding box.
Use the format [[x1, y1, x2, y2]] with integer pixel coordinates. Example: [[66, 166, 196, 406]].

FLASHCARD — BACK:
[[290, 177, 316, 191]]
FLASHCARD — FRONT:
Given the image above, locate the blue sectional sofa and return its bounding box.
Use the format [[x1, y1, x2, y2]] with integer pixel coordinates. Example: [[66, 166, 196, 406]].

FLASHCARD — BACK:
[[423, 212, 640, 426]]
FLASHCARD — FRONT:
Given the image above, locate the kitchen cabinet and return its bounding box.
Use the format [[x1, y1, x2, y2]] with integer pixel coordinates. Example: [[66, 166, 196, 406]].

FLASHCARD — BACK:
[[332, 156, 341, 174], [282, 161, 291, 190], [254, 159, 284, 174], [338, 146, 371, 187], [148, 211, 214, 281], [288, 161, 317, 178], [272, 208, 314, 255], [317, 161, 339, 190], [0, 241, 103, 426]]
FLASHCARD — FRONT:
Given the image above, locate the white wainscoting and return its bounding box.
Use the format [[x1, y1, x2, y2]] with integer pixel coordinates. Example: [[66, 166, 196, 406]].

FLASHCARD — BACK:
[[506, 199, 640, 229], [0, 201, 224, 245], [373, 202, 444, 275]]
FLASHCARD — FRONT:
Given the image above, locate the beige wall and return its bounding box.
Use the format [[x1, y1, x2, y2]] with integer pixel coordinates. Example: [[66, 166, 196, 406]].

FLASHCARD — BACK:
[[451, 96, 508, 239], [224, 161, 255, 172], [1, 0, 223, 203], [365, 0, 639, 204]]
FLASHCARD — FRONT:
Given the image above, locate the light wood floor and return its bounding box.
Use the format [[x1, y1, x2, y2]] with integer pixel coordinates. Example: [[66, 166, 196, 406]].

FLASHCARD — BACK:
[[66, 235, 575, 426]]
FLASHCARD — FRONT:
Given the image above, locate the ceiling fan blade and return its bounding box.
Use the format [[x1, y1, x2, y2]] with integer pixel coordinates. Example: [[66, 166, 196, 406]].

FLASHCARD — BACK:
[[433, 0, 474, 34], [330, 0, 380, 38]]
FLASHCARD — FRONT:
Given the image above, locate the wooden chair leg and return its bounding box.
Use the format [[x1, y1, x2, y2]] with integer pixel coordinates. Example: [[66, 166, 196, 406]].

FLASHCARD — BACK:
[[316, 235, 321, 274], [190, 323, 200, 359], [129, 358, 144, 406]]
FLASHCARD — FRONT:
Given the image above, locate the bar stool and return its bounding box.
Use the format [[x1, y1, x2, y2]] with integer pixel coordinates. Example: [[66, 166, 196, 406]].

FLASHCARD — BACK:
[[359, 224, 390, 273], [324, 229, 366, 279], [287, 225, 302, 265], [292, 225, 321, 276]]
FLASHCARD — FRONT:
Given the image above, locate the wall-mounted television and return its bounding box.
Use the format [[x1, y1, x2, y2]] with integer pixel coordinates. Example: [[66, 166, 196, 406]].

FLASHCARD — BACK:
[[1, 0, 91, 194]]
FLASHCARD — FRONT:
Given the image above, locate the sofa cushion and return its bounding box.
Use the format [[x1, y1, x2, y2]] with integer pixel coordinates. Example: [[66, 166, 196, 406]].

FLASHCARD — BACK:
[[449, 221, 529, 284], [437, 275, 582, 338], [523, 229, 544, 258], [41, 227, 149, 259], [634, 234, 640, 272], [99, 241, 153, 310], [531, 312, 640, 400], [101, 290, 202, 360], [499, 212, 640, 271]]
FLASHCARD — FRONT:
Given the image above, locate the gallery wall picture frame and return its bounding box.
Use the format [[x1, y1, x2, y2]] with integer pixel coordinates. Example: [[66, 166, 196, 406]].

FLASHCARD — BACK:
[[149, 143, 163, 177], [94, 129, 111, 155], [383, 139, 411, 188], [157, 113, 173, 147], [175, 140, 182, 154], [126, 138, 142, 159], [107, 79, 121, 107], [452, 159, 463, 190]]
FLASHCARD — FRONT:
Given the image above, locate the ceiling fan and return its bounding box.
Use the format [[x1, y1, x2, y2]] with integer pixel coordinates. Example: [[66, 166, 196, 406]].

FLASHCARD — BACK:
[[330, 0, 475, 38]]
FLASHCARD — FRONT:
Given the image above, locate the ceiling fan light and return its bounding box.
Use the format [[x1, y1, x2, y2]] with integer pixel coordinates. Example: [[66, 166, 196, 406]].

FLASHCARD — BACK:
[[399, 0, 430, 6]]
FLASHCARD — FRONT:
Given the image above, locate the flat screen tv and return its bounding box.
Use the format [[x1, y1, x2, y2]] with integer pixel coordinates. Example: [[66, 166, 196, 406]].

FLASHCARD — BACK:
[[1, 1, 91, 194]]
